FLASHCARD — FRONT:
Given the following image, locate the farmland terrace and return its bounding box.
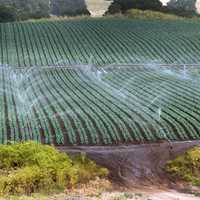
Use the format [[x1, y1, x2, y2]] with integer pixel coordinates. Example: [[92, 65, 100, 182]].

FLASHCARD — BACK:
[[0, 18, 200, 147]]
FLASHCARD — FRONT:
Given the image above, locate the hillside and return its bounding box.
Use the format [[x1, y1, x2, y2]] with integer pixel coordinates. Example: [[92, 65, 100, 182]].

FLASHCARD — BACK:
[[0, 19, 200, 145], [1, 19, 200, 66]]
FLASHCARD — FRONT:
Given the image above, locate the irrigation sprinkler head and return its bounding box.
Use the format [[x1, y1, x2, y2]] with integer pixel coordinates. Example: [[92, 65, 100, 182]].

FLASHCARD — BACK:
[[158, 108, 162, 121]]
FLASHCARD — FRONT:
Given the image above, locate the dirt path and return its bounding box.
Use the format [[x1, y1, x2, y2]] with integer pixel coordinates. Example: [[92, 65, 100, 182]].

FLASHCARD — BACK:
[[149, 191, 199, 200], [47, 189, 200, 200], [142, 187, 199, 200]]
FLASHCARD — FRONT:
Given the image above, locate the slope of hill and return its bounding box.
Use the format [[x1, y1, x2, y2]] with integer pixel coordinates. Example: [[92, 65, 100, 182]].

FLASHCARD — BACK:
[[1, 18, 200, 66], [1, 19, 200, 145]]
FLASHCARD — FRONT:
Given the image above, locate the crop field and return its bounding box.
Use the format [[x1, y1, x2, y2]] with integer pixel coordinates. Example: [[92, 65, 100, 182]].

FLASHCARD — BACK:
[[0, 18, 200, 145], [0, 65, 200, 145], [1, 19, 200, 66]]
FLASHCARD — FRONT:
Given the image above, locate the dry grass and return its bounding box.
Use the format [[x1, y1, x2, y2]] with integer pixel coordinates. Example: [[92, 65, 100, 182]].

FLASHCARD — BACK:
[[126, 9, 200, 21], [65, 177, 112, 198], [126, 9, 186, 20], [25, 15, 92, 23]]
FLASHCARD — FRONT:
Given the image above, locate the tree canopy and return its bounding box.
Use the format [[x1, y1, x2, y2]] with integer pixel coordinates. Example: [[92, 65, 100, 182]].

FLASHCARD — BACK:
[[50, 0, 90, 16], [0, 0, 90, 22], [106, 0, 163, 14], [167, 0, 197, 12], [0, 4, 16, 22], [0, 0, 50, 21]]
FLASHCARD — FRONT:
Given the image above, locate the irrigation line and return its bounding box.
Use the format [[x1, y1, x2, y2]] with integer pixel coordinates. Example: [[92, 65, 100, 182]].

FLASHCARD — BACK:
[[1, 63, 200, 71]]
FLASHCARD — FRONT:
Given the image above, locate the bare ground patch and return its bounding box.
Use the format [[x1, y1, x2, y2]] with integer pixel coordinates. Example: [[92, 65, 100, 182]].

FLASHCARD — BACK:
[[57, 140, 200, 185]]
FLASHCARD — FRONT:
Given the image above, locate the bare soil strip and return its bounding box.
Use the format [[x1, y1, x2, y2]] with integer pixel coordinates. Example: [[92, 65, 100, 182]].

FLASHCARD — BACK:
[[57, 140, 200, 185]]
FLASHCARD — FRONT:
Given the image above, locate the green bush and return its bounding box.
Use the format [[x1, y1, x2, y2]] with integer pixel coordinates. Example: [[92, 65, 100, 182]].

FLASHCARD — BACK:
[[166, 146, 200, 186], [126, 9, 184, 20], [0, 142, 109, 196], [106, 0, 163, 15], [0, 5, 16, 22]]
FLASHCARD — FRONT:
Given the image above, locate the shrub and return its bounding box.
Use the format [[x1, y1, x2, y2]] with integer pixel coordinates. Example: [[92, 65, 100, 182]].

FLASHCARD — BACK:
[[71, 153, 109, 183], [165, 146, 200, 186], [0, 142, 109, 196], [0, 5, 16, 22], [126, 9, 184, 20], [106, 0, 163, 15]]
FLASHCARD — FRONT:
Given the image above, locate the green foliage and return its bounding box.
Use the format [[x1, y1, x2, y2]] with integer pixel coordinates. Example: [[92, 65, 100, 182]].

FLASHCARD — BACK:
[[50, 0, 90, 17], [0, 0, 50, 21], [19, 0, 50, 20], [126, 9, 185, 20], [166, 146, 200, 186], [106, 0, 163, 14], [0, 5, 16, 22], [71, 153, 109, 183], [165, 0, 199, 17], [167, 0, 196, 13], [0, 142, 108, 196]]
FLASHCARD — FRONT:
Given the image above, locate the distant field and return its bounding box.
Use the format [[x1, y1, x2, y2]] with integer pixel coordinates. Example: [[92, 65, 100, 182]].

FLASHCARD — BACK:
[[1, 18, 200, 67], [1, 19, 200, 145]]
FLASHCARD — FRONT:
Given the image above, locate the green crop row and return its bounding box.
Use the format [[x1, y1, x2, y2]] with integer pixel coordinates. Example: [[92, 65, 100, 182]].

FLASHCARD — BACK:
[[1, 19, 200, 66], [0, 66, 200, 145], [0, 19, 200, 145]]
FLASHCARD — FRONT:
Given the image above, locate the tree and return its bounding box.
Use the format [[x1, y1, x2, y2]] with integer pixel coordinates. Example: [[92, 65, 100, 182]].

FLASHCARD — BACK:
[[50, 0, 90, 16], [106, 0, 163, 14], [0, 0, 91, 20], [0, 5, 16, 22], [167, 0, 197, 15], [16, 0, 50, 19], [0, 0, 50, 20]]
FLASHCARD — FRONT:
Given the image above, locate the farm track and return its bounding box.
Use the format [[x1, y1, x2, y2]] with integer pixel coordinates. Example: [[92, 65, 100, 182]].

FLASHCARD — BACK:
[[0, 19, 200, 145]]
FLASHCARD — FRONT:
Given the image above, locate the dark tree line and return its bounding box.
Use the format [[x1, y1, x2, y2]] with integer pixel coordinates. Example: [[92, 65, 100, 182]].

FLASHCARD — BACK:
[[106, 0, 199, 16], [0, 0, 50, 20], [0, 0, 199, 22], [51, 0, 90, 16], [106, 0, 162, 14], [0, 4, 16, 22], [0, 0, 90, 22], [167, 0, 198, 16]]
